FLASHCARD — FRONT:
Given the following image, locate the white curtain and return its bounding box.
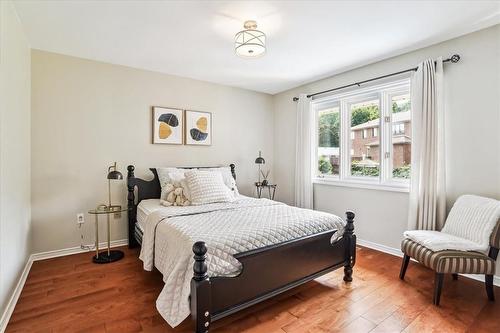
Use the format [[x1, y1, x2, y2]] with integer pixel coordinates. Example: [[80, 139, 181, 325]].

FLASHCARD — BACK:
[[294, 94, 313, 209], [408, 58, 446, 230]]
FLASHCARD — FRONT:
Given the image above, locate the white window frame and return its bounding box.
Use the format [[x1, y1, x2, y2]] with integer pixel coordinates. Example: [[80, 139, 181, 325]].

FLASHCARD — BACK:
[[313, 78, 410, 192], [373, 127, 378, 137]]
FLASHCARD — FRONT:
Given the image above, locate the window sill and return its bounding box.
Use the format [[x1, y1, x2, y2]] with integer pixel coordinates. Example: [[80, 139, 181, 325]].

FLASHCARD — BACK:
[[313, 178, 410, 193]]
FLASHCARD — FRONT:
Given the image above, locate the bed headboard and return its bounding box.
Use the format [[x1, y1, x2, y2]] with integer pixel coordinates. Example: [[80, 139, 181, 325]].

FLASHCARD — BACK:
[[126, 164, 236, 248]]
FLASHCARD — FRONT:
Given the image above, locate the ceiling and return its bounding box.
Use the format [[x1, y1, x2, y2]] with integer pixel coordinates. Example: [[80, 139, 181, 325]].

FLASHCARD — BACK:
[[13, 1, 500, 94]]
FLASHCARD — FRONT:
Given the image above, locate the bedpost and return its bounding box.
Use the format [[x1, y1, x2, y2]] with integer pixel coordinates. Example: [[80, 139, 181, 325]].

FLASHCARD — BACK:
[[191, 241, 211, 333], [229, 163, 236, 180], [343, 211, 356, 282], [127, 165, 138, 249]]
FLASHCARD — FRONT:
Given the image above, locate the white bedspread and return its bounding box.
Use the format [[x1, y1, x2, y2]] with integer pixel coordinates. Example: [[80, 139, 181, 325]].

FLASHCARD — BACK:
[[138, 196, 345, 327]]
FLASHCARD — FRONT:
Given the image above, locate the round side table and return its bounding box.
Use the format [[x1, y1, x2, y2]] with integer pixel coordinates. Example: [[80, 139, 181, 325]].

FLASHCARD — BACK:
[[88, 205, 129, 264]]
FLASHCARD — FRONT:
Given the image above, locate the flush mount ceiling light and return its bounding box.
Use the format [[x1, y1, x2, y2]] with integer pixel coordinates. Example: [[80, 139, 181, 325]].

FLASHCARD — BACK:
[[235, 20, 266, 58]]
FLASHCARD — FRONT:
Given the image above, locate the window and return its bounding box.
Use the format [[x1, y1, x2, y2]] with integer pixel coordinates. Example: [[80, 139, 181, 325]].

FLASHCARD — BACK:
[[350, 98, 380, 178], [391, 94, 411, 179], [392, 123, 405, 135], [317, 106, 340, 176], [314, 79, 411, 190]]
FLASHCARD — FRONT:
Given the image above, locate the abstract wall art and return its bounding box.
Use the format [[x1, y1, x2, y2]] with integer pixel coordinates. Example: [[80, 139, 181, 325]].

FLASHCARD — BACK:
[[152, 106, 184, 144], [185, 110, 212, 146]]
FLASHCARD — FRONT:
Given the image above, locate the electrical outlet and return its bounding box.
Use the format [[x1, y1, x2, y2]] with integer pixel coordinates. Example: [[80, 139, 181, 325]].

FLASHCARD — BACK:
[[77, 213, 85, 224]]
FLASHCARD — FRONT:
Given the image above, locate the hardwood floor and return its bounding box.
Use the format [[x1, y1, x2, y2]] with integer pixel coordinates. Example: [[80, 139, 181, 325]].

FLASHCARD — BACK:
[[6, 246, 500, 333]]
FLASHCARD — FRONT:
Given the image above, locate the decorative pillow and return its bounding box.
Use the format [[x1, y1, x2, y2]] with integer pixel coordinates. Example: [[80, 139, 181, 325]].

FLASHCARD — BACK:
[[204, 167, 239, 197], [184, 170, 235, 205]]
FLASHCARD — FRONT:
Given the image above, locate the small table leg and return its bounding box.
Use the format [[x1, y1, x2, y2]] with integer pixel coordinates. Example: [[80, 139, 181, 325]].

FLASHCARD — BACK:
[[107, 213, 111, 257], [95, 214, 99, 259]]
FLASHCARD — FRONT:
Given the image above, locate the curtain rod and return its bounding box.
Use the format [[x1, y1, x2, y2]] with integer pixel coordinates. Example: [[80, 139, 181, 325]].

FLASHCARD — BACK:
[[292, 54, 460, 102]]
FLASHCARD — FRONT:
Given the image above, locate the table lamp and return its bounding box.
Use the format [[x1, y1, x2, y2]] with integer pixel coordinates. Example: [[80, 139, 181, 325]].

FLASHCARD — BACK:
[[255, 151, 265, 184], [107, 162, 123, 211]]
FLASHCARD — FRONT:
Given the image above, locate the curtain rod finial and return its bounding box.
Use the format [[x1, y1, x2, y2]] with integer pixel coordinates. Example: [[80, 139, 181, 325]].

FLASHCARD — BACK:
[[292, 97, 299, 102], [450, 54, 460, 63]]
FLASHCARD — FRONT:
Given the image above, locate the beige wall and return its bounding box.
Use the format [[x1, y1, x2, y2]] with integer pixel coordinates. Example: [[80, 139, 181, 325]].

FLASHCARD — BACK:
[[0, 0, 31, 319], [31, 50, 274, 253], [273, 26, 500, 273]]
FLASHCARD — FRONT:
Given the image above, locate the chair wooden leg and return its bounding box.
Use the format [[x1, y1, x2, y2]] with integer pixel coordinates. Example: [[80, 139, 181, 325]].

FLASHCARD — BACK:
[[399, 255, 410, 280], [452, 273, 458, 280], [486, 275, 495, 301], [433, 273, 444, 306]]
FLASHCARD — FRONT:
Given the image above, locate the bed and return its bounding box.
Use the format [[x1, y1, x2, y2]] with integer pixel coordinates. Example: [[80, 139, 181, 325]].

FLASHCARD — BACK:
[[127, 164, 356, 333]]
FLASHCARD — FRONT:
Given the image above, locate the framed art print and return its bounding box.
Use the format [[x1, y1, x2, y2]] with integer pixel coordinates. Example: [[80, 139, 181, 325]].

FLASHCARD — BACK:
[[152, 106, 183, 144], [185, 110, 212, 146]]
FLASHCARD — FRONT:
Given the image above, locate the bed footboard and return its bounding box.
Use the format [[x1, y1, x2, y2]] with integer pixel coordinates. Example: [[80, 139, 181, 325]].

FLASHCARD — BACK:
[[191, 211, 356, 333]]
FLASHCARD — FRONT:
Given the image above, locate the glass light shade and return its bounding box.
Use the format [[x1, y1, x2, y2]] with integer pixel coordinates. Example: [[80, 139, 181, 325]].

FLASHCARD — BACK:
[[235, 28, 266, 58]]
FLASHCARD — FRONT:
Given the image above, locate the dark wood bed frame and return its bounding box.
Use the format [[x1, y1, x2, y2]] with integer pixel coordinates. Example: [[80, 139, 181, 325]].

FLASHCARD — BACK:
[[127, 164, 356, 333]]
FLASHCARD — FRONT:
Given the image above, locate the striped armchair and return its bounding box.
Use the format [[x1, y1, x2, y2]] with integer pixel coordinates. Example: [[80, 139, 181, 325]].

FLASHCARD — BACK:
[[400, 195, 500, 306]]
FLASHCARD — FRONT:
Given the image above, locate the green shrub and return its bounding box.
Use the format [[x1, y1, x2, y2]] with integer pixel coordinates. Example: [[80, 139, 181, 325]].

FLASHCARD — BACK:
[[350, 160, 380, 177], [393, 164, 411, 179], [318, 156, 332, 174]]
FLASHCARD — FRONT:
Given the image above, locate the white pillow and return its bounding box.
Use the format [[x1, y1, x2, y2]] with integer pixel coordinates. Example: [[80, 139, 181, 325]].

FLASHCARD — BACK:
[[185, 170, 235, 205], [203, 167, 239, 196]]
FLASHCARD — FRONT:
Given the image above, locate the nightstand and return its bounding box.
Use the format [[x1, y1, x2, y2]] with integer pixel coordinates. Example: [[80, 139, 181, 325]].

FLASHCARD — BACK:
[[255, 183, 277, 200], [88, 205, 128, 264]]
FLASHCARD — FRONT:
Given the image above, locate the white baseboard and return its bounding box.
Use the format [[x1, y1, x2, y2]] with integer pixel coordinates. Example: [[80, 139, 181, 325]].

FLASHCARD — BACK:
[[31, 239, 128, 261], [357, 238, 500, 287], [0, 256, 33, 333], [0, 239, 128, 332], [357, 239, 404, 258]]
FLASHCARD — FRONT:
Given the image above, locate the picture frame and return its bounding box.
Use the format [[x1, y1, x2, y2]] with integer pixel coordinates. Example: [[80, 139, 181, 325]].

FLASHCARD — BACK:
[[185, 110, 212, 146], [152, 106, 184, 145]]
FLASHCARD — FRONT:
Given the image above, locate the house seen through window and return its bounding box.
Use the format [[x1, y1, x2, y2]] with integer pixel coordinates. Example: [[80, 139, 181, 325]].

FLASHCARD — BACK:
[[315, 79, 411, 188]]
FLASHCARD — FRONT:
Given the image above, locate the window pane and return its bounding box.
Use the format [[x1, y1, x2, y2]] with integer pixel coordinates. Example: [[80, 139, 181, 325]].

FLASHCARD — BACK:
[[350, 99, 380, 177], [391, 94, 411, 179], [318, 107, 340, 176]]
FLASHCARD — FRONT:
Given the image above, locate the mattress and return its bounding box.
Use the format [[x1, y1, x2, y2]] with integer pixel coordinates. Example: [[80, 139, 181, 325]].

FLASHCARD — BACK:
[[136, 198, 163, 231]]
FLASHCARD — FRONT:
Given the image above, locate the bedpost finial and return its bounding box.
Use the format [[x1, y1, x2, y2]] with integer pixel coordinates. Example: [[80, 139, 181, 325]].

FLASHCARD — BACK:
[[229, 164, 236, 180], [346, 211, 355, 221], [193, 241, 208, 281], [127, 165, 135, 178], [193, 241, 207, 256], [345, 211, 355, 235]]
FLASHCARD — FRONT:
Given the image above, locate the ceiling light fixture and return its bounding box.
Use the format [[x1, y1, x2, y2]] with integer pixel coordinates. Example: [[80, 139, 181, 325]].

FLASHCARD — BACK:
[[235, 20, 266, 58]]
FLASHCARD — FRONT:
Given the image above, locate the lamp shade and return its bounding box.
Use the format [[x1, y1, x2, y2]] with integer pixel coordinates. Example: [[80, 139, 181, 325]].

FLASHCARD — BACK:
[[235, 20, 266, 58], [255, 150, 265, 164], [107, 170, 123, 180], [255, 156, 265, 164]]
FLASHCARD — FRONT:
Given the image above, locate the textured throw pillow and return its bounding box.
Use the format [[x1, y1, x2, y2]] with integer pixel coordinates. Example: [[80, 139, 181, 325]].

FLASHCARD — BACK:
[[204, 167, 239, 197], [185, 170, 235, 205]]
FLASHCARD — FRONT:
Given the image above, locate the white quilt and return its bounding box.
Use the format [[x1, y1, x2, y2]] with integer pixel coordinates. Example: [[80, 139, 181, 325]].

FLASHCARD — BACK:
[[138, 196, 345, 327]]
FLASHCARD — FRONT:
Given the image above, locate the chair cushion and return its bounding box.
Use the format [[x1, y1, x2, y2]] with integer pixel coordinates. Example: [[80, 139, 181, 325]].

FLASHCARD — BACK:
[[403, 230, 485, 252], [401, 239, 496, 274]]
